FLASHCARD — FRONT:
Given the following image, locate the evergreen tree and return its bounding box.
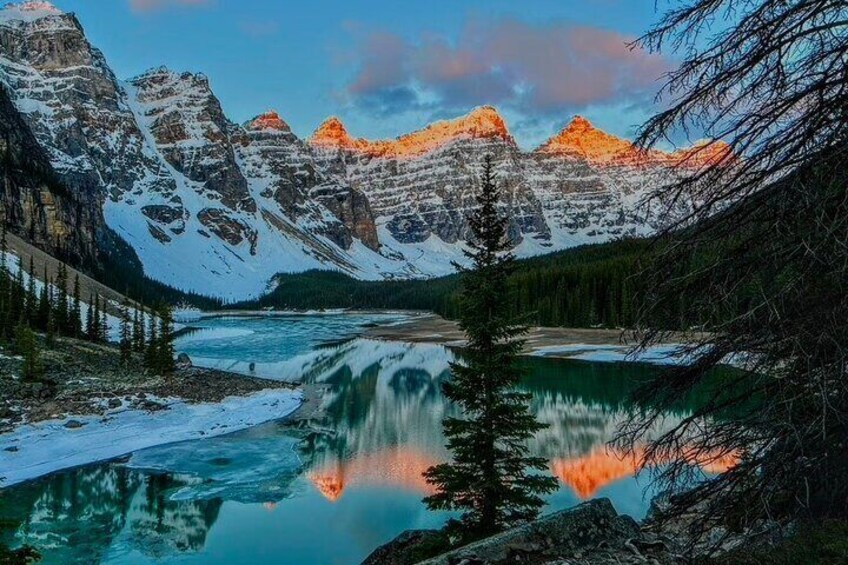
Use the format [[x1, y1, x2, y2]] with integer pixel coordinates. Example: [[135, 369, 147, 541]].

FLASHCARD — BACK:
[[0, 224, 7, 342], [132, 307, 142, 353], [119, 299, 132, 364], [36, 266, 50, 330], [423, 156, 557, 540], [24, 256, 36, 321], [14, 322, 42, 382], [99, 297, 109, 343], [157, 304, 175, 375], [45, 277, 55, 346], [71, 274, 81, 338], [144, 313, 158, 371], [10, 263, 24, 325], [85, 293, 95, 341], [53, 263, 68, 335]]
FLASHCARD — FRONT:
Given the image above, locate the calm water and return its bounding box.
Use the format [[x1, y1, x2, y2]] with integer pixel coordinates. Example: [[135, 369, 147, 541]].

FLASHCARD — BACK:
[[0, 314, 709, 565]]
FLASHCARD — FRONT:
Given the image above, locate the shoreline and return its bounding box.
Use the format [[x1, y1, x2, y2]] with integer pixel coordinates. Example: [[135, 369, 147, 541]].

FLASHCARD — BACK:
[[0, 387, 302, 489], [364, 314, 699, 365], [0, 335, 306, 489], [1, 311, 695, 489]]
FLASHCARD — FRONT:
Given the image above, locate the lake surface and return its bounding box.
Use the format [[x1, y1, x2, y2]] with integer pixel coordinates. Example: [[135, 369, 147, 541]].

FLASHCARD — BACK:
[[0, 314, 712, 565]]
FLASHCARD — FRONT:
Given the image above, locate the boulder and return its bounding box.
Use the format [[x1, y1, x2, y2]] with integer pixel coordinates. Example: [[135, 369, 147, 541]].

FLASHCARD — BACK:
[[176, 353, 193, 369], [418, 499, 639, 565], [362, 530, 447, 565]]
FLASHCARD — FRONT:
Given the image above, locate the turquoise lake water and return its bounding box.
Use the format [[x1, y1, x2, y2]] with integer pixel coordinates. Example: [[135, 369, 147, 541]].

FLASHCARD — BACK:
[[0, 314, 704, 565]]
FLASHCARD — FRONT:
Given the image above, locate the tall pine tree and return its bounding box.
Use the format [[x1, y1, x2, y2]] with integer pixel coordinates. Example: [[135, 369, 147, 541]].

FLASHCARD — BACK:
[[157, 304, 175, 375], [85, 293, 95, 341], [423, 156, 557, 540], [119, 299, 132, 364], [71, 274, 81, 338]]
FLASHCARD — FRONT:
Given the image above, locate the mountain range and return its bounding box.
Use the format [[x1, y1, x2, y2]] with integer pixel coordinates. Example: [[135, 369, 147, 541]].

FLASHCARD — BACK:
[[0, 1, 728, 301]]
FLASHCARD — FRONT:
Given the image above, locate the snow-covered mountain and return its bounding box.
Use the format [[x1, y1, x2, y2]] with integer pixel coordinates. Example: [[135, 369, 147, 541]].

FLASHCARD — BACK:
[[0, 2, 727, 300]]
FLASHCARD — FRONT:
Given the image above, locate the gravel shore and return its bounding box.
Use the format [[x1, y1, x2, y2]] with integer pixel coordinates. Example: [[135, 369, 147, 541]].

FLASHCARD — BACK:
[[0, 336, 295, 433]]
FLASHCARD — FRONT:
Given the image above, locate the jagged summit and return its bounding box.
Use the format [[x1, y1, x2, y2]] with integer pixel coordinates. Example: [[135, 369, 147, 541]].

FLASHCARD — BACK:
[[245, 111, 291, 132], [310, 116, 354, 148], [539, 116, 733, 169], [130, 66, 210, 86], [537, 115, 643, 165], [564, 115, 594, 132], [309, 105, 513, 158], [0, 0, 730, 300]]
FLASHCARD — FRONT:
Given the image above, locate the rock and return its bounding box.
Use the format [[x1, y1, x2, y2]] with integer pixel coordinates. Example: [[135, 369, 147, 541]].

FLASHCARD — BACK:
[[4, 445, 19, 452], [418, 499, 640, 565], [197, 208, 256, 248], [130, 68, 255, 213], [64, 419, 85, 429], [140, 400, 166, 412], [362, 530, 448, 565], [107, 398, 122, 409], [176, 353, 193, 369]]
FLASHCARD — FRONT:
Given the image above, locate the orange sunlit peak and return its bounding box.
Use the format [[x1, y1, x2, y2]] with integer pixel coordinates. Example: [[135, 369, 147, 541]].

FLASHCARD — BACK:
[[565, 115, 594, 132], [539, 115, 644, 165], [539, 116, 733, 170], [246, 111, 291, 132], [309, 106, 513, 159], [309, 116, 355, 147]]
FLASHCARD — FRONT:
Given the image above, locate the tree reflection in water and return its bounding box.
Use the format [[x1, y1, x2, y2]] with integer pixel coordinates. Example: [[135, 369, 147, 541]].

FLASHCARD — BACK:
[[0, 338, 736, 563]]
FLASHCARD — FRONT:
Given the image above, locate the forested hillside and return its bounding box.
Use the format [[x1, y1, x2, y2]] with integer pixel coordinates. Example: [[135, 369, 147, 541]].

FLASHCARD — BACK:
[[240, 238, 651, 328]]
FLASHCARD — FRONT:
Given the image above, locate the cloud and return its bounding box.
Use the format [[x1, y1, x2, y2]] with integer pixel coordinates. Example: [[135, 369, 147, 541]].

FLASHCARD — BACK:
[[341, 18, 671, 119], [129, 0, 210, 13]]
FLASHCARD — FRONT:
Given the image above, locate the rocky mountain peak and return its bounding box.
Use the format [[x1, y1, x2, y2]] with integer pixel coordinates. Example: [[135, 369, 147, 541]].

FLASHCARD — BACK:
[[245, 111, 291, 133], [309, 116, 354, 148], [456, 105, 511, 139], [309, 106, 514, 159], [537, 116, 642, 165], [564, 115, 594, 133]]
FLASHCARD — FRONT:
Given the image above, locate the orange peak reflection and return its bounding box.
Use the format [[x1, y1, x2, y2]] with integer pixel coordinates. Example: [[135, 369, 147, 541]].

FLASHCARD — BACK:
[[308, 447, 439, 502], [308, 106, 512, 160], [550, 448, 643, 499], [551, 446, 738, 499]]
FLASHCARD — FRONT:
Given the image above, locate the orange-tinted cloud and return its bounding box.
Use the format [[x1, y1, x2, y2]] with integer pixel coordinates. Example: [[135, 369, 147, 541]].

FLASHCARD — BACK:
[[342, 18, 672, 118], [129, 0, 210, 13]]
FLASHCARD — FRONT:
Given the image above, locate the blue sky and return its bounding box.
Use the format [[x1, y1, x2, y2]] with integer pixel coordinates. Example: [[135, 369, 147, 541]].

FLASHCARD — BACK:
[[51, 0, 671, 148]]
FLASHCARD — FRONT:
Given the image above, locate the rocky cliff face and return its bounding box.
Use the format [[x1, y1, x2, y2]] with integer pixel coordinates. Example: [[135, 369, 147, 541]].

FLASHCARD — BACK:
[[233, 111, 379, 252], [129, 68, 254, 213], [0, 84, 99, 265], [310, 107, 550, 249], [0, 2, 726, 300], [0, 2, 386, 299]]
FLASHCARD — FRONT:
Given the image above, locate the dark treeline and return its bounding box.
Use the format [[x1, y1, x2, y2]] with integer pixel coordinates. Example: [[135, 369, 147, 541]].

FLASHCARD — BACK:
[[238, 238, 654, 329], [0, 224, 176, 378]]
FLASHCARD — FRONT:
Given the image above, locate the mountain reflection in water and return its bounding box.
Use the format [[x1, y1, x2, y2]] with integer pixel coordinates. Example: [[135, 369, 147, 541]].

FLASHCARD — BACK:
[[0, 336, 732, 565]]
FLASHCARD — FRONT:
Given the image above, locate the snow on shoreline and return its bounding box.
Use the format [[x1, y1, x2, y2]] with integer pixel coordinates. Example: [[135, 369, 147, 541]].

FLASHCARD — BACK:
[[530, 343, 701, 365], [0, 389, 302, 488]]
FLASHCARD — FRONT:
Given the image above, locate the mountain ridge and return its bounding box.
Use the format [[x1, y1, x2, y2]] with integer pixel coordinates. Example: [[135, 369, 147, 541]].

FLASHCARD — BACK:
[[0, 1, 728, 301]]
